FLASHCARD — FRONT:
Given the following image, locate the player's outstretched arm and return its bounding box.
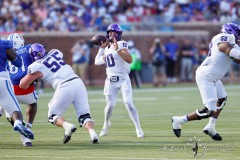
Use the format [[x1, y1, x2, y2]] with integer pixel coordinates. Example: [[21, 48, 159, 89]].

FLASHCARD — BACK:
[[20, 71, 43, 89]]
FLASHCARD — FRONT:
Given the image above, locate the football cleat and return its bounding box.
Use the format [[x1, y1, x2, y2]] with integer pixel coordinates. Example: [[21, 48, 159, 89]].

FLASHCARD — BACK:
[[172, 116, 182, 138], [63, 124, 77, 144], [99, 122, 111, 137], [89, 129, 99, 144], [203, 124, 222, 141], [14, 123, 34, 140], [136, 129, 144, 138], [21, 135, 32, 147]]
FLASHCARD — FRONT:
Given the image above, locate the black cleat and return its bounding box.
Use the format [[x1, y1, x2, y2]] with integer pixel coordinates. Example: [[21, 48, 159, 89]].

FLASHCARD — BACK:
[[203, 130, 222, 141], [63, 127, 77, 144], [173, 129, 181, 137], [212, 133, 222, 141], [172, 117, 182, 138]]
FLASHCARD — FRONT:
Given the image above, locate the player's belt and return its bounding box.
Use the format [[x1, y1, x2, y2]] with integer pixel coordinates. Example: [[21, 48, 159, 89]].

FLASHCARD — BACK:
[[61, 77, 79, 85], [110, 76, 119, 82]]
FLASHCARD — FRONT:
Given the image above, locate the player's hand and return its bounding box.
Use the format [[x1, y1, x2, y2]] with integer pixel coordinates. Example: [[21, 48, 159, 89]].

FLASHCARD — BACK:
[[113, 37, 119, 52], [100, 39, 109, 49], [30, 79, 38, 85]]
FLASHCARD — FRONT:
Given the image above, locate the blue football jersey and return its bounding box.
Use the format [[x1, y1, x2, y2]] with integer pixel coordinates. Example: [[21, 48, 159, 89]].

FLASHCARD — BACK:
[[0, 40, 13, 72], [7, 44, 33, 85]]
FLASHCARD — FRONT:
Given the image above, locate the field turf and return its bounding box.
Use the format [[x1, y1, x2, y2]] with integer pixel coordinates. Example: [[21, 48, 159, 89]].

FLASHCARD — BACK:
[[0, 84, 239, 160]]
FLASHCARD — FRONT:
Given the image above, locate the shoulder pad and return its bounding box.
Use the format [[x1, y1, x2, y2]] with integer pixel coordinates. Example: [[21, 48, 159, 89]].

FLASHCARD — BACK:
[[117, 40, 128, 50], [213, 33, 236, 45]]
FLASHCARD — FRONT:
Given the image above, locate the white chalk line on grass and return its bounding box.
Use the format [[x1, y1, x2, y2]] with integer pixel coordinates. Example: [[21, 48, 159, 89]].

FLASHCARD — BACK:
[[0, 156, 221, 160], [39, 85, 240, 97]]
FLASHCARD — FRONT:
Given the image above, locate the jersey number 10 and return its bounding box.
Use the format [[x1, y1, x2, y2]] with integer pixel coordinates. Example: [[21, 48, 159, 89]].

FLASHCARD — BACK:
[[105, 54, 115, 67]]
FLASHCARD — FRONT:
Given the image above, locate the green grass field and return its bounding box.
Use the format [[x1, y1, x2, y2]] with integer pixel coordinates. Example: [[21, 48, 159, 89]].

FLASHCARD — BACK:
[[0, 84, 239, 160]]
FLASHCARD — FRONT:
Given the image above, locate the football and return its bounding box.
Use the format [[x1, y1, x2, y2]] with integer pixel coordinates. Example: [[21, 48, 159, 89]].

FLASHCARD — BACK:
[[90, 35, 107, 45]]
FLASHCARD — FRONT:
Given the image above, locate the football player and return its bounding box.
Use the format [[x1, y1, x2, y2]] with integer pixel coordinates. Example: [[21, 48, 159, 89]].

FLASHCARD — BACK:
[[172, 23, 240, 141], [20, 44, 99, 144], [0, 39, 34, 141], [95, 24, 144, 138], [3, 33, 37, 147]]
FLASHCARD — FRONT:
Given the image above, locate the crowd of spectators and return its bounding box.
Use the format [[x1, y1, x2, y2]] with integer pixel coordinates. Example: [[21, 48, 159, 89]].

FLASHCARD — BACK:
[[1, 0, 240, 33]]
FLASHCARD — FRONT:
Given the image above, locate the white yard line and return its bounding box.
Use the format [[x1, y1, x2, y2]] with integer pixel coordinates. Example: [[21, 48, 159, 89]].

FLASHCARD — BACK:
[[0, 156, 220, 160], [39, 86, 240, 97]]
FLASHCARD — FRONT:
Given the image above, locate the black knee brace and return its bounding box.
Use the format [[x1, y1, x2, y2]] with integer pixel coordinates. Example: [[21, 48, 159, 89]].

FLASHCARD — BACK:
[[216, 96, 227, 110], [48, 114, 59, 125], [78, 113, 92, 127], [196, 107, 214, 120]]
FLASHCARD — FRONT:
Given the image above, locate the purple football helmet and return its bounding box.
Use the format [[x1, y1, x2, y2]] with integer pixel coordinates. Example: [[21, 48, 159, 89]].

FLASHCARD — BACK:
[[29, 43, 46, 61], [221, 23, 240, 41], [106, 24, 123, 41]]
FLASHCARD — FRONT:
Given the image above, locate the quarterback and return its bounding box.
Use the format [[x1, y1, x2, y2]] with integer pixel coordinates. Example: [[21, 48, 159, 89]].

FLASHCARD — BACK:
[[172, 23, 240, 141], [95, 24, 144, 138]]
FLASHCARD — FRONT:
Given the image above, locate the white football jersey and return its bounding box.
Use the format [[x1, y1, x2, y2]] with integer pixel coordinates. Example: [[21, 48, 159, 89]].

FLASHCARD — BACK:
[[197, 33, 235, 80], [28, 49, 78, 89], [104, 40, 130, 77]]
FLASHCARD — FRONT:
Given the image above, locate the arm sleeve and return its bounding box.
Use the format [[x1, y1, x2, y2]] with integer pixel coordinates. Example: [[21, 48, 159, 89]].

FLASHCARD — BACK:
[[95, 48, 105, 65], [0, 40, 13, 49], [229, 44, 240, 59]]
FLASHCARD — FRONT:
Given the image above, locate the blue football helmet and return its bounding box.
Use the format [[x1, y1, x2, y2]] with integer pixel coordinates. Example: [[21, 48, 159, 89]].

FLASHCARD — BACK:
[[221, 23, 240, 41], [106, 24, 123, 41], [29, 43, 46, 61]]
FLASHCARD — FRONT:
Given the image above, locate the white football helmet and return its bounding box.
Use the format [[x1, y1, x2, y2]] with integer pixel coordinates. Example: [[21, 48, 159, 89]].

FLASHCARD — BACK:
[[7, 33, 25, 50]]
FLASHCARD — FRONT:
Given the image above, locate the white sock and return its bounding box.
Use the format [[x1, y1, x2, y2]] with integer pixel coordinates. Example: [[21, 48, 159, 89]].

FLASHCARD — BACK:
[[14, 119, 22, 126], [89, 128, 95, 134], [208, 117, 217, 125], [182, 115, 188, 122], [104, 105, 113, 124], [63, 122, 72, 129], [126, 103, 142, 130], [26, 123, 32, 129]]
